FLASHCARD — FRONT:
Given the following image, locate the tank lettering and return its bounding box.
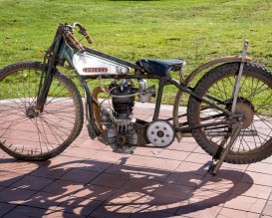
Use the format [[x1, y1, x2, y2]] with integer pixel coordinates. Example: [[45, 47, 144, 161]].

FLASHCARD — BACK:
[[83, 67, 108, 73]]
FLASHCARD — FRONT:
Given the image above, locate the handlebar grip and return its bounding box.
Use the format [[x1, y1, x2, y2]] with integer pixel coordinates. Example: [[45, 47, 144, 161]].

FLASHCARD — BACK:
[[77, 26, 93, 44], [65, 32, 85, 53], [85, 34, 93, 44]]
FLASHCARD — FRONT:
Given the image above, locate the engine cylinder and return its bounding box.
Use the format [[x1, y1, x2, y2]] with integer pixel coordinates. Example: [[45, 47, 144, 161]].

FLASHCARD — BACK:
[[110, 83, 137, 119]]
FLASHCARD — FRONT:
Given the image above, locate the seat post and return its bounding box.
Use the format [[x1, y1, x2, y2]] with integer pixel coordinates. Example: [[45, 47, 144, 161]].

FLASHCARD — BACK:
[[152, 77, 168, 121]]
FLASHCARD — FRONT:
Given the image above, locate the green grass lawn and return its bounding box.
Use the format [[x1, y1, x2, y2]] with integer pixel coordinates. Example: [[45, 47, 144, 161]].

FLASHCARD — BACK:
[[0, 0, 271, 103]]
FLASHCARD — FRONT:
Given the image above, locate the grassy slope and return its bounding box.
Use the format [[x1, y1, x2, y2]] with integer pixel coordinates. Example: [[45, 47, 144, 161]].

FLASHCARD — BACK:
[[0, 0, 271, 102]]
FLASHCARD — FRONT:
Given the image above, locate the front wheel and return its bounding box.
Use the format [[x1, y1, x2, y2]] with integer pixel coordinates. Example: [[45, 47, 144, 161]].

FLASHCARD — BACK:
[[0, 62, 84, 160], [187, 62, 272, 164]]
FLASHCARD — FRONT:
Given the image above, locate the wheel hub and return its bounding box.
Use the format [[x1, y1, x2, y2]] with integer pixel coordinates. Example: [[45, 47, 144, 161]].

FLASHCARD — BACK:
[[235, 102, 254, 129], [233, 98, 254, 129], [26, 107, 39, 118]]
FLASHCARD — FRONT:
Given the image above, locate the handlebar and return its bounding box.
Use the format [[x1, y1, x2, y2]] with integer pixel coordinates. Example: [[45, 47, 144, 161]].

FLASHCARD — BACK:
[[72, 22, 93, 44], [65, 32, 85, 52], [62, 22, 93, 53]]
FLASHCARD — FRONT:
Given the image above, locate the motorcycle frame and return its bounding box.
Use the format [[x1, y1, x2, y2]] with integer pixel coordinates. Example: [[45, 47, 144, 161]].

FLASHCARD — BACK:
[[37, 26, 252, 140]]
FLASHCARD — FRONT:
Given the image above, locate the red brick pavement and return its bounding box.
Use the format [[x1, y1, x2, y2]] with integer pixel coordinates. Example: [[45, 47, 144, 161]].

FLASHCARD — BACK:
[[0, 106, 272, 218]]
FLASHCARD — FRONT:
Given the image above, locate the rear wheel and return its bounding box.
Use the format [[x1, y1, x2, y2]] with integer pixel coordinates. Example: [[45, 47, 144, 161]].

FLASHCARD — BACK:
[[0, 62, 83, 160], [187, 62, 272, 164]]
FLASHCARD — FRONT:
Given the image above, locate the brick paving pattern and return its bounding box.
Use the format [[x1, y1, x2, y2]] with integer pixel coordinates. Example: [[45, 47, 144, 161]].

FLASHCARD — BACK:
[[0, 106, 272, 217]]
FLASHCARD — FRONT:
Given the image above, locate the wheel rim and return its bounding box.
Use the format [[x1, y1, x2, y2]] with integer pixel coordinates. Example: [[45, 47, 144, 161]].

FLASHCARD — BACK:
[[0, 65, 78, 158]]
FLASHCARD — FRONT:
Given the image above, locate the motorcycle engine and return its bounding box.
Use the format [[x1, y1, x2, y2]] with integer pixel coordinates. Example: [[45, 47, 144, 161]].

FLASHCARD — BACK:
[[99, 80, 138, 154], [98, 79, 156, 153]]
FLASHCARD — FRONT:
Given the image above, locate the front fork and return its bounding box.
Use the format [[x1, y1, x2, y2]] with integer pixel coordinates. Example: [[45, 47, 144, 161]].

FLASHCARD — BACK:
[[35, 65, 54, 112], [35, 35, 63, 113]]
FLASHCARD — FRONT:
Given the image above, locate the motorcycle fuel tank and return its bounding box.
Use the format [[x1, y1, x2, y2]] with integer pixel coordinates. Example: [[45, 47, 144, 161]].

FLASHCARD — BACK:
[[73, 52, 130, 76]]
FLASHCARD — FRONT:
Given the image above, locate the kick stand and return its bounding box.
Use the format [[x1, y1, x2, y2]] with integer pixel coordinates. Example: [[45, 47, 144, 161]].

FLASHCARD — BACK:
[[209, 123, 242, 175]]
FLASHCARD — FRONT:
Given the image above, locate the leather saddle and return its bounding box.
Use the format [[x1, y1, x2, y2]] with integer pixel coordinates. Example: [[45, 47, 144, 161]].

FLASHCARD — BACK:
[[136, 58, 185, 77]]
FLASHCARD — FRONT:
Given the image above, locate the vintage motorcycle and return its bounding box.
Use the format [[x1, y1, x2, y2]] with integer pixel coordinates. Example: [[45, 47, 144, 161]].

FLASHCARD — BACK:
[[0, 22, 271, 174]]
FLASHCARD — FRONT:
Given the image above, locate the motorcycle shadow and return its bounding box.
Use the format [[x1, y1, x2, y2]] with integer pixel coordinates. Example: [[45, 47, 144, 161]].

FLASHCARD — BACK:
[[0, 157, 253, 217]]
